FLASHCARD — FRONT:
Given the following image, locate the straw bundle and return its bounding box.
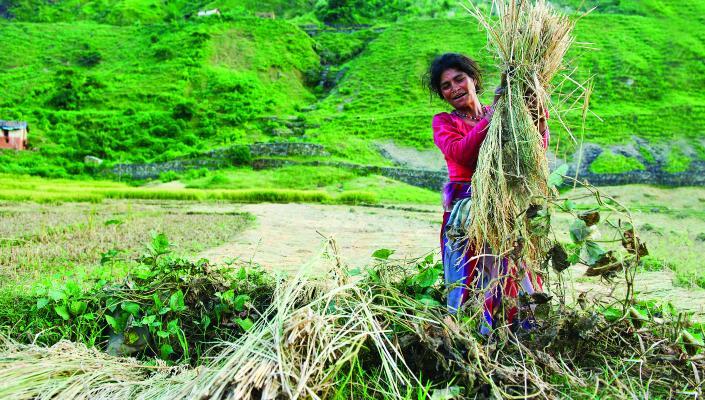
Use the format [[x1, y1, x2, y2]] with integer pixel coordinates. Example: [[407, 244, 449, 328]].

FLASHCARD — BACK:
[[465, 0, 575, 262], [0, 336, 193, 399], [1, 242, 703, 399]]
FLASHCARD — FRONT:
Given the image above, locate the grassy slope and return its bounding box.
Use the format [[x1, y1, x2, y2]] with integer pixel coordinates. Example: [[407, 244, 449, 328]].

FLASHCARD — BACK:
[[0, 0, 704, 176], [0, 16, 318, 174], [310, 7, 705, 163], [307, 18, 497, 162]]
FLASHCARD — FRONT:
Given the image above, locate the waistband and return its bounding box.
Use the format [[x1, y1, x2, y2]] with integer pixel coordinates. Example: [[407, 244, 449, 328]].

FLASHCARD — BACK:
[[442, 181, 472, 211]]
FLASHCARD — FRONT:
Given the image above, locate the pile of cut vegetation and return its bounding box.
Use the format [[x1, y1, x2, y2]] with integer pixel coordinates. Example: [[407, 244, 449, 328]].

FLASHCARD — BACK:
[[0, 229, 703, 398]]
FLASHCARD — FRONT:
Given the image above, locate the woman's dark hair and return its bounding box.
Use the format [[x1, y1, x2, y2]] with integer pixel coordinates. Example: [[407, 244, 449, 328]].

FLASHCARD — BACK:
[[425, 53, 483, 100]]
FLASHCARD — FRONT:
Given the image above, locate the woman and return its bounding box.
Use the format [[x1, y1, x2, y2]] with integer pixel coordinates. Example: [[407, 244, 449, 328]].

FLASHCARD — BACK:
[[427, 53, 548, 334]]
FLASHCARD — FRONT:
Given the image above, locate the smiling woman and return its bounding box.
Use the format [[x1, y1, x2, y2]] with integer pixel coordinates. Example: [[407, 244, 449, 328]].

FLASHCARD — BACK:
[[426, 53, 547, 335]]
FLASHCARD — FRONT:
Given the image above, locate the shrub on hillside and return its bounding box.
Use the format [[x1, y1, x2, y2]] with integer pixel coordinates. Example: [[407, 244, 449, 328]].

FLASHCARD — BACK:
[[172, 102, 194, 120], [589, 151, 645, 174], [227, 145, 252, 166], [153, 47, 175, 60], [76, 50, 102, 67], [46, 69, 104, 110], [159, 170, 180, 183]]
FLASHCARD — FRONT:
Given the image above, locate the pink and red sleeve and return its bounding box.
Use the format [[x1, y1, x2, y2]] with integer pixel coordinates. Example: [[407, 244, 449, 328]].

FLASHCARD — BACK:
[[432, 113, 489, 167]]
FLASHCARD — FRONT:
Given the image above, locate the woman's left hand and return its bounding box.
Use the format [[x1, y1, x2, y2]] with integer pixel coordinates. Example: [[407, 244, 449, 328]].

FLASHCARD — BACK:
[[493, 85, 506, 105], [525, 89, 547, 133]]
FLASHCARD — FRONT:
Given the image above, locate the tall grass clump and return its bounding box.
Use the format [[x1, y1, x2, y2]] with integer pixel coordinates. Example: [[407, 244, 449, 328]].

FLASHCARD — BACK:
[[465, 0, 577, 263], [334, 191, 379, 205]]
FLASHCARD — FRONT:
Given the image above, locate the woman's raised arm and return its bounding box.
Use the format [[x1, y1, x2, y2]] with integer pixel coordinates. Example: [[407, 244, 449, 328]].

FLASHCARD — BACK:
[[432, 113, 489, 167]]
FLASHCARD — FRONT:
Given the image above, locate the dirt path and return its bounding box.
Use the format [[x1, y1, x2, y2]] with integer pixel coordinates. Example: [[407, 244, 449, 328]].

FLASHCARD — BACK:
[[199, 203, 705, 318], [198, 203, 440, 273]]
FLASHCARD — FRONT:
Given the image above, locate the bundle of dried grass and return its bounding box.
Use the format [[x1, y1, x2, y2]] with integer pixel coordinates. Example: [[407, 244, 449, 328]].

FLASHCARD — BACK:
[[177, 270, 416, 400], [464, 0, 575, 263], [0, 257, 419, 400], [0, 336, 191, 399], [1, 245, 704, 399]]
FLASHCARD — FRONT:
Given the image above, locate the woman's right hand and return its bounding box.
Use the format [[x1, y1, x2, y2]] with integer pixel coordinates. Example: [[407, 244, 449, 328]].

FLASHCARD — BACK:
[[493, 86, 506, 105]]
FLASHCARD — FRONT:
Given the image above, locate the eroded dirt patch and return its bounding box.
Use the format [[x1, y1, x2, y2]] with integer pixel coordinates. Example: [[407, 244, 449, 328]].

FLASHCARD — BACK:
[[199, 201, 705, 319], [198, 203, 440, 272]]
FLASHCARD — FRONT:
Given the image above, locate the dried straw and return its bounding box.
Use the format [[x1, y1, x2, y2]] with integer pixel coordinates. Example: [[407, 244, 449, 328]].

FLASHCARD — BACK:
[[463, 0, 575, 263], [0, 336, 191, 400], [1, 253, 704, 399]]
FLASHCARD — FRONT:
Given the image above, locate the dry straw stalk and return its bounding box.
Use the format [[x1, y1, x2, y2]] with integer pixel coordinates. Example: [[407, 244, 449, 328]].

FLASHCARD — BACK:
[[464, 0, 575, 264]]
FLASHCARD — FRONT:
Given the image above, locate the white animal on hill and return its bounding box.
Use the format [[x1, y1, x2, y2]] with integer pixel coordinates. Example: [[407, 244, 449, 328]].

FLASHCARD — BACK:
[[197, 8, 221, 17]]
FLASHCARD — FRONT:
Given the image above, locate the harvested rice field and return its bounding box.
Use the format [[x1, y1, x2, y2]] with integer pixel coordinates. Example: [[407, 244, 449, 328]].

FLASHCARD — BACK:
[[0, 201, 254, 289], [1, 184, 705, 398]]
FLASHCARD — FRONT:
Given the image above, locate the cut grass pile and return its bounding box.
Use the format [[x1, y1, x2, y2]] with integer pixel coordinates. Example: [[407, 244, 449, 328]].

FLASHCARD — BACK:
[[0, 240, 704, 399]]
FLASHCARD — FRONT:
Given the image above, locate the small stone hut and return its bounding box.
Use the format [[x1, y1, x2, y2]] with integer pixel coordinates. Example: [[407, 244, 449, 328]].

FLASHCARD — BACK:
[[0, 120, 28, 150]]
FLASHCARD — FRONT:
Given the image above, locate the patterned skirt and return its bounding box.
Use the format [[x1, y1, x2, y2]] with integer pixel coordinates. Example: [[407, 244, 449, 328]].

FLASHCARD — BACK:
[[440, 182, 542, 335]]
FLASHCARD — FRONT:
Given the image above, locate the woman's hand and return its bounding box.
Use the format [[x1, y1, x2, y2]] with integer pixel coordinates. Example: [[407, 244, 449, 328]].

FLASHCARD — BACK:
[[487, 77, 507, 121], [493, 86, 506, 105], [525, 89, 547, 134], [493, 72, 508, 105]]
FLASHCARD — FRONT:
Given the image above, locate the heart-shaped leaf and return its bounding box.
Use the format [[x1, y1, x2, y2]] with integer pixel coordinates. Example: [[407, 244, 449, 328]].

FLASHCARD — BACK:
[[372, 248, 395, 260], [54, 305, 70, 321]]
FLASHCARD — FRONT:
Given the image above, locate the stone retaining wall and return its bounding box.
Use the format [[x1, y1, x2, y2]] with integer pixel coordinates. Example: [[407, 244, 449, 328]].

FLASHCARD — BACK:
[[561, 142, 705, 187], [109, 142, 329, 179], [249, 142, 328, 157], [109, 141, 705, 190], [252, 159, 447, 190], [111, 159, 229, 180], [567, 165, 705, 186], [253, 157, 705, 191]]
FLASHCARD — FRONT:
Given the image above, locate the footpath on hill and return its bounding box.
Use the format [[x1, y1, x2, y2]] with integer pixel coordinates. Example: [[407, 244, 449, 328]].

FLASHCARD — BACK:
[[199, 202, 705, 319]]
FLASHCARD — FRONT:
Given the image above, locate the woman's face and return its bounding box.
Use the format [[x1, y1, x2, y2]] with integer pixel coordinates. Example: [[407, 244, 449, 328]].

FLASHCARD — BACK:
[[439, 68, 478, 110]]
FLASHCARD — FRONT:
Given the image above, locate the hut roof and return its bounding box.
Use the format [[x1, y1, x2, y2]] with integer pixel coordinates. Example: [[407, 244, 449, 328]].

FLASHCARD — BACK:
[[0, 121, 27, 130]]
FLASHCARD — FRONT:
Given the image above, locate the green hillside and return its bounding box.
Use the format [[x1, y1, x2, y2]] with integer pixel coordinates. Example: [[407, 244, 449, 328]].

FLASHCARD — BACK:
[[0, 0, 704, 177], [0, 16, 318, 175]]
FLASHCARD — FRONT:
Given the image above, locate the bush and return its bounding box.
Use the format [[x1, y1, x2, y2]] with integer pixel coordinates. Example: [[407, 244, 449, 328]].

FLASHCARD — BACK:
[[209, 173, 230, 185], [589, 151, 645, 174], [638, 255, 667, 272], [227, 145, 252, 166], [154, 47, 174, 60], [159, 170, 180, 183], [172, 102, 194, 120], [335, 191, 378, 204], [184, 168, 209, 179], [76, 50, 102, 67]]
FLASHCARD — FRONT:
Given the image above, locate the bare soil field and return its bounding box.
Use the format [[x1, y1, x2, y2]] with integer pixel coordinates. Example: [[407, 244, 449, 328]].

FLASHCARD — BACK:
[[198, 203, 440, 271], [197, 196, 705, 319]]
